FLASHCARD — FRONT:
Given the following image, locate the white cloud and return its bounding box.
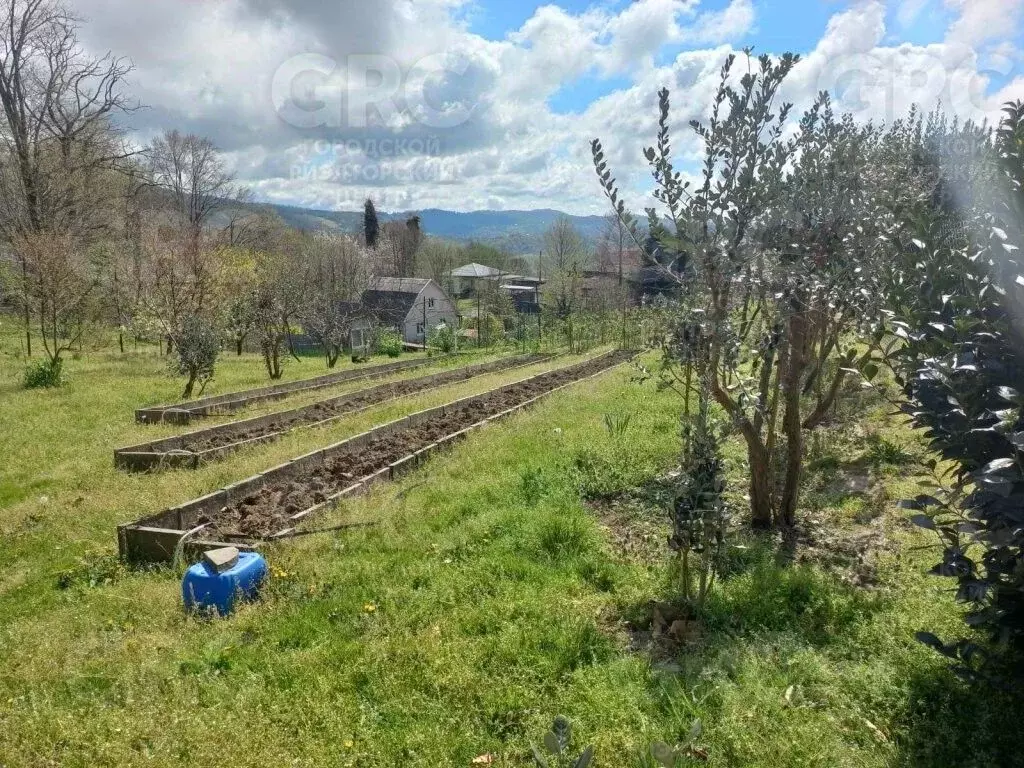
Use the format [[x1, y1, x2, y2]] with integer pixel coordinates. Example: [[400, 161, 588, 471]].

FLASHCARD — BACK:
[[896, 0, 930, 29], [63, 0, 1024, 215], [679, 0, 756, 46], [945, 0, 1024, 49]]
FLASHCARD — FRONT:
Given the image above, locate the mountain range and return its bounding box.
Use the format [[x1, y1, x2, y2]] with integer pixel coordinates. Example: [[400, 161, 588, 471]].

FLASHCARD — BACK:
[[259, 204, 610, 253]]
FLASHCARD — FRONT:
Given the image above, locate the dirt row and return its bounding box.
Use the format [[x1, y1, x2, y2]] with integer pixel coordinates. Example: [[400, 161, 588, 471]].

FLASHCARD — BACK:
[[181, 356, 542, 452], [203, 351, 632, 538]]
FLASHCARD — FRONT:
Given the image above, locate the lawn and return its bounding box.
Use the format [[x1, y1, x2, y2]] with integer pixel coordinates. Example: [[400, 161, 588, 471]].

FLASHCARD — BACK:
[[0, 327, 1022, 767]]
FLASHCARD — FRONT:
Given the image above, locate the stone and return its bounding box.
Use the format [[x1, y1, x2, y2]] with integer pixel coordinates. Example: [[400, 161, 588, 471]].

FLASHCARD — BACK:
[[202, 546, 239, 573]]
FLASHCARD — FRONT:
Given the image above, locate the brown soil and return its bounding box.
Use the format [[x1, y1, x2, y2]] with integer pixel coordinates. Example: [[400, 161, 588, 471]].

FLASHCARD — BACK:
[[788, 511, 892, 588], [182, 356, 542, 452], [203, 352, 631, 538]]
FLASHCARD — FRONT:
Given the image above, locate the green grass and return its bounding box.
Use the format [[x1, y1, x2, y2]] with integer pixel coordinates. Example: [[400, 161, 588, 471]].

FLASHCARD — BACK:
[[1, 325, 1022, 766]]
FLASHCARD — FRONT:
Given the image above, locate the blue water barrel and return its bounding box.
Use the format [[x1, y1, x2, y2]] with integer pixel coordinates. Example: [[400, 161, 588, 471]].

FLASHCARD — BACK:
[[182, 551, 268, 616]]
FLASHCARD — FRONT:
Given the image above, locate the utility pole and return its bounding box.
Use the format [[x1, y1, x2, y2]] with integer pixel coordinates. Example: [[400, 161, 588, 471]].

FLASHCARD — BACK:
[[537, 250, 543, 346], [422, 295, 427, 348]]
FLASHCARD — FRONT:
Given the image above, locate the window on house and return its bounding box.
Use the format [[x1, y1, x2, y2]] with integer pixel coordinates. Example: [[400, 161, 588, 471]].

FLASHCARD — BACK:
[[416, 323, 425, 335], [428, 297, 435, 308]]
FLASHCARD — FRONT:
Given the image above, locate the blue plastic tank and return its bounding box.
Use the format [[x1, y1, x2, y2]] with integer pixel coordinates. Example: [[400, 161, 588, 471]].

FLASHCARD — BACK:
[[182, 551, 268, 616]]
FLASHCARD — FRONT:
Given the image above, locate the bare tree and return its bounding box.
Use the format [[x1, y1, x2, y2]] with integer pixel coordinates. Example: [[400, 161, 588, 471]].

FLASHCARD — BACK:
[[252, 243, 308, 378], [300, 233, 369, 367], [0, 0, 136, 355], [417, 236, 459, 295], [140, 131, 248, 338], [147, 130, 239, 239], [542, 216, 587, 317], [376, 215, 423, 277], [18, 229, 98, 364]]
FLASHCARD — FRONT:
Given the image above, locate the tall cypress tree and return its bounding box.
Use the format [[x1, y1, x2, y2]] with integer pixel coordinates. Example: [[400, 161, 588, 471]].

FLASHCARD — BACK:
[[364, 198, 379, 248]]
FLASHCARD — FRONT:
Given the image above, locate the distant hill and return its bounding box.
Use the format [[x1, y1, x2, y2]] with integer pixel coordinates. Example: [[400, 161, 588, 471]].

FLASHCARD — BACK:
[[256, 204, 609, 253]]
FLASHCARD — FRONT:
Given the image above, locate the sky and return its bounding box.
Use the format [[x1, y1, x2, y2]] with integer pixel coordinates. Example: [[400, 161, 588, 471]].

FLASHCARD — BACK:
[[68, 0, 1024, 215]]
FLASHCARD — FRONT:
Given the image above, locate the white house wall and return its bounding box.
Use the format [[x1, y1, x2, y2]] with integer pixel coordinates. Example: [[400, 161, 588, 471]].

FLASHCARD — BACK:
[[403, 282, 459, 343]]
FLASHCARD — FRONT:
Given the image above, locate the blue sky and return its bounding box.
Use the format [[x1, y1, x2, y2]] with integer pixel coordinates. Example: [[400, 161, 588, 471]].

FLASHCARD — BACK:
[[72, 0, 1024, 213], [463, 0, 1014, 115]]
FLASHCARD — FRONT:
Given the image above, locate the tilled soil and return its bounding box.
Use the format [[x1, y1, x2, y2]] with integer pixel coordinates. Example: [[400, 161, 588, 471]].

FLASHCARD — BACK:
[[203, 351, 631, 538], [182, 356, 542, 452]]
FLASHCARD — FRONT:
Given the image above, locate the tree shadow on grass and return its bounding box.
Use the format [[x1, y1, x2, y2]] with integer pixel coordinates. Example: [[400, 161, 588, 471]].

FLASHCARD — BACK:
[[892, 662, 1024, 768], [705, 535, 888, 646], [611, 531, 888, 671]]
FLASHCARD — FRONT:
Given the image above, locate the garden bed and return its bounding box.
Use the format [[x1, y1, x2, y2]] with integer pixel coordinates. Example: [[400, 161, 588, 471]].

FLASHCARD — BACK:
[[115, 353, 553, 471], [134, 355, 438, 424], [118, 350, 634, 562]]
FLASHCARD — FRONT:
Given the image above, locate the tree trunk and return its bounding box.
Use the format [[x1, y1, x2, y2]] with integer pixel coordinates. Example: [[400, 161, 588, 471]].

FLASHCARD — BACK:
[[286, 328, 301, 362], [20, 252, 32, 357], [748, 441, 773, 529], [779, 304, 808, 527], [236, 338, 244, 356], [182, 371, 197, 399], [263, 340, 284, 379]]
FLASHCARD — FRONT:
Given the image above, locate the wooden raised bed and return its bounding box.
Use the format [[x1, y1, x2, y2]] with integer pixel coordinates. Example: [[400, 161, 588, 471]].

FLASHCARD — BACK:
[[115, 353, 552, 472], [118, 350, 632, 563], [135, 355, 438, 425]]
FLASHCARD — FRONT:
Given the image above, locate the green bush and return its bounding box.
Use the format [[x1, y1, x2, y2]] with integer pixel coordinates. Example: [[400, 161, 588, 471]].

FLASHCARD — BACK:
[[427, 322, 458, 354], [565, 447, 636, 500], [374, 329, 403, 358], [23, 358, 63, 389], [172, 316, 220, 398]]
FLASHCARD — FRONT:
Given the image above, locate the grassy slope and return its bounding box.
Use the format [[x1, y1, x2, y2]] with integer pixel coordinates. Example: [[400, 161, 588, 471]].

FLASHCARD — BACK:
[[0, 330, 1022, 767]]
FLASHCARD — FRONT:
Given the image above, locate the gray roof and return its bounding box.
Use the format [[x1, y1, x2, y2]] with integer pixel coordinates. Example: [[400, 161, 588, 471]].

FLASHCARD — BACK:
[[361, 277, 433, 326], [368, 276, 431, 293], [450, 262, 505, 279]]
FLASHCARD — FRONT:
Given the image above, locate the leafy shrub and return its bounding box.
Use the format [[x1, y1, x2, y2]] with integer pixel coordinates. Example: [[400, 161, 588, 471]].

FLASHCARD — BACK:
[[670, 407, 729, 617], [566, 447, 633, 500], [520, 466, 550, 506], [23, 358, 63, 388], [482, 313, 505, 346], [172, 316, 220, 398], [374, 329, 403, 358], [892, 102, 1024, 677], [56, 555, 126, 590], [427, 322, 458, 354], [865, 436, 911, 468]]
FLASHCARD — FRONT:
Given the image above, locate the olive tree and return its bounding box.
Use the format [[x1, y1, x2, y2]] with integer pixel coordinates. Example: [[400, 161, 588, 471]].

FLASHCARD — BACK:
[[592, 51, 799, 528], [173, 315, 220, 398]]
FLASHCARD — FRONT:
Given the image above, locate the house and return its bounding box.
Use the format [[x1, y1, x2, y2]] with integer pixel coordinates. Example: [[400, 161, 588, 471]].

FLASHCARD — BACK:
[[499, 274, 544, 314], [584, 241, 681, 304], [356, 277, 459, 346], [449, 262, 506, 297]]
